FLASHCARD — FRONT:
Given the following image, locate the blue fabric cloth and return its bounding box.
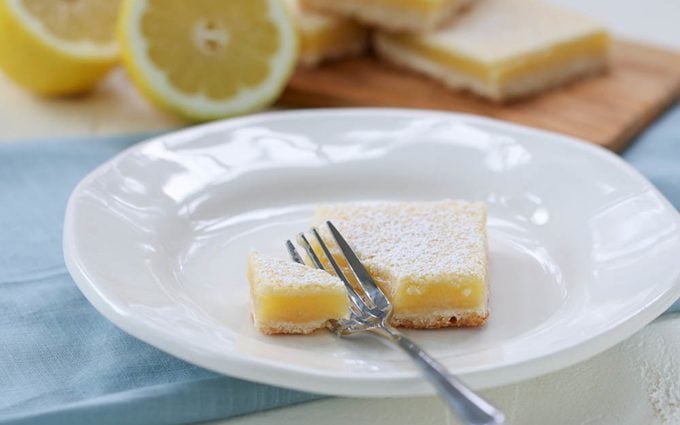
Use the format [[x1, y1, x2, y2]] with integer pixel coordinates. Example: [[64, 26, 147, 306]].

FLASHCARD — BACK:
[[623, 104, 680, 313], [1, 105, 679, 424], [0, 133, 322, 425]]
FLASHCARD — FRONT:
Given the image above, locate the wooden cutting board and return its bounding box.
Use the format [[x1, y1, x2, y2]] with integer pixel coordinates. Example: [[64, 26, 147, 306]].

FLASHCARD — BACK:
[[280, 40, 680, 152]]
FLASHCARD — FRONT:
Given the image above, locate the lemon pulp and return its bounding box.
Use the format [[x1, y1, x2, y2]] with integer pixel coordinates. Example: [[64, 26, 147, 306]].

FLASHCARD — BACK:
[[118, 0, 297, 120], [0, 0, 119, 95]]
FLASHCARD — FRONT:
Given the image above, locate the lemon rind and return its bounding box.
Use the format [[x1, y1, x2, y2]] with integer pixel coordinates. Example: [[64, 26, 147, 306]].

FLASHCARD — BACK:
[[6, 0, 118, 59]]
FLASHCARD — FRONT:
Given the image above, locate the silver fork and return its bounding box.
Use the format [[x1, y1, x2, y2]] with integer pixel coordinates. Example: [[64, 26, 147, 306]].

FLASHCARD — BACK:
[[286, 221, 505, 425]]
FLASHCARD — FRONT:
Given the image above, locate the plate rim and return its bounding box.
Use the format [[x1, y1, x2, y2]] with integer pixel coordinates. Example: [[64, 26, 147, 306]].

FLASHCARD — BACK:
[[63, 108, 680, 396]]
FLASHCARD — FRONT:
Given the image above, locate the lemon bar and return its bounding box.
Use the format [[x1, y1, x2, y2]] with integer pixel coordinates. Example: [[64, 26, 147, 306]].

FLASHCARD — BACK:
[[286, 0, 368, 67], [315, 200, 488, 329], [302, 0, 470, 33], [374, 0, 610, 101], [247, 251, 349, 334]]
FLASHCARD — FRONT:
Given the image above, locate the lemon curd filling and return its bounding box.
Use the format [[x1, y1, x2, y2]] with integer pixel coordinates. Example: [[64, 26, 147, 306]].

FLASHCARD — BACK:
[[361, 262, 487, 323], [396, 277, 486, 311], [247, 251, 349, 334], [255, 293, 348, 324]]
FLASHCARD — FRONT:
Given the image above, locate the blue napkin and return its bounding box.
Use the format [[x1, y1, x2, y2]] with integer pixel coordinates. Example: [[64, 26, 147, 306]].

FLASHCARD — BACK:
[[1, 105, 679, 424], [0, 134, 322, 425], [623, 104, 680, 314]]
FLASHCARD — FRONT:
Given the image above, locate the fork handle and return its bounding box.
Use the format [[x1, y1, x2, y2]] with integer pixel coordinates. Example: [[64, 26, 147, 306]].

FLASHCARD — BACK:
[[370, 326, 505, 425]]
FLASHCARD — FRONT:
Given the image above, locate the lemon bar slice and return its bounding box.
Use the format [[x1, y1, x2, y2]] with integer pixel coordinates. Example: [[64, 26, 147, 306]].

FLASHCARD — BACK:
[[302, 0, 470, 33], [286, 0, 368, 67], [247, 251, 349, 334], [315, 200, 488, 329], [374, 0, 610, 101]]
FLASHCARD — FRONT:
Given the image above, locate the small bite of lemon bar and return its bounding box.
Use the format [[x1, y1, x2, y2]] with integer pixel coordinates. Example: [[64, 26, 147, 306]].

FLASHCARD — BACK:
[[315, 200, 488, 329], [302, 0, 469, 33], [247, 251, 349, 334], [374, 0, 610, 101], [286, 0, 368, 67]]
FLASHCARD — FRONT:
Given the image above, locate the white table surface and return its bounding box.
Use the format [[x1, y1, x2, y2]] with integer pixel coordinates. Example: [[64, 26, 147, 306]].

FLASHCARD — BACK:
[[1, 2, 679, 424]]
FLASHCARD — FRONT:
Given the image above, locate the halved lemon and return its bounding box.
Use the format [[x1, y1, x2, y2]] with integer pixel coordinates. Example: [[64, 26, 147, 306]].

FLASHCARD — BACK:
[[0, 0, 120, 95], [118, 0, 298, 121]]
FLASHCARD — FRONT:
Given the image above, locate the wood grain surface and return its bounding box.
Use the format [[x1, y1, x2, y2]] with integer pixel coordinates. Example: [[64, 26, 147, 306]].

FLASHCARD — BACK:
[[281, 40, 680, 152]]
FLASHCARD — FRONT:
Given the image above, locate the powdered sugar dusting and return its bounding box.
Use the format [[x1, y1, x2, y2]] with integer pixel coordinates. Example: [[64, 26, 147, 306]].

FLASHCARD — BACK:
[[314, 200, 487, 283], [249, 251, 344, 293], [424, 0, 606, 62]]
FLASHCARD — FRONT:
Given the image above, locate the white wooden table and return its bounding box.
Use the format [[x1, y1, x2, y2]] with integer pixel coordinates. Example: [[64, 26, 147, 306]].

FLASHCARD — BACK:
[[1, 2, 678, 424]]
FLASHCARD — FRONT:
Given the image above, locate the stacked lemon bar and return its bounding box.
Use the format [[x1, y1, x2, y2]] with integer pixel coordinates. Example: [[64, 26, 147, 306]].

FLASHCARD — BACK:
[[289, 0, 610, 101], [285, 0, 368, 67], [301, 0, 472, 33]]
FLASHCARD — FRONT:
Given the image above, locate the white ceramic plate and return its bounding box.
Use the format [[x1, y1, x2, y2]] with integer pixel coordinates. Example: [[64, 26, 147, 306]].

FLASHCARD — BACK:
[[64, 109, 680, 397]]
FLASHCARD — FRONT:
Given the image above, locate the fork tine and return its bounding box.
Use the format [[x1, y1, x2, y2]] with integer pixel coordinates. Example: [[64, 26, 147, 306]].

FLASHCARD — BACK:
[[296, 233, 324, 269], [287, 238, 364, 318], [326, 221, 390, 310], [286, 240, 305, 265], [307, 227, 373, 313]]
